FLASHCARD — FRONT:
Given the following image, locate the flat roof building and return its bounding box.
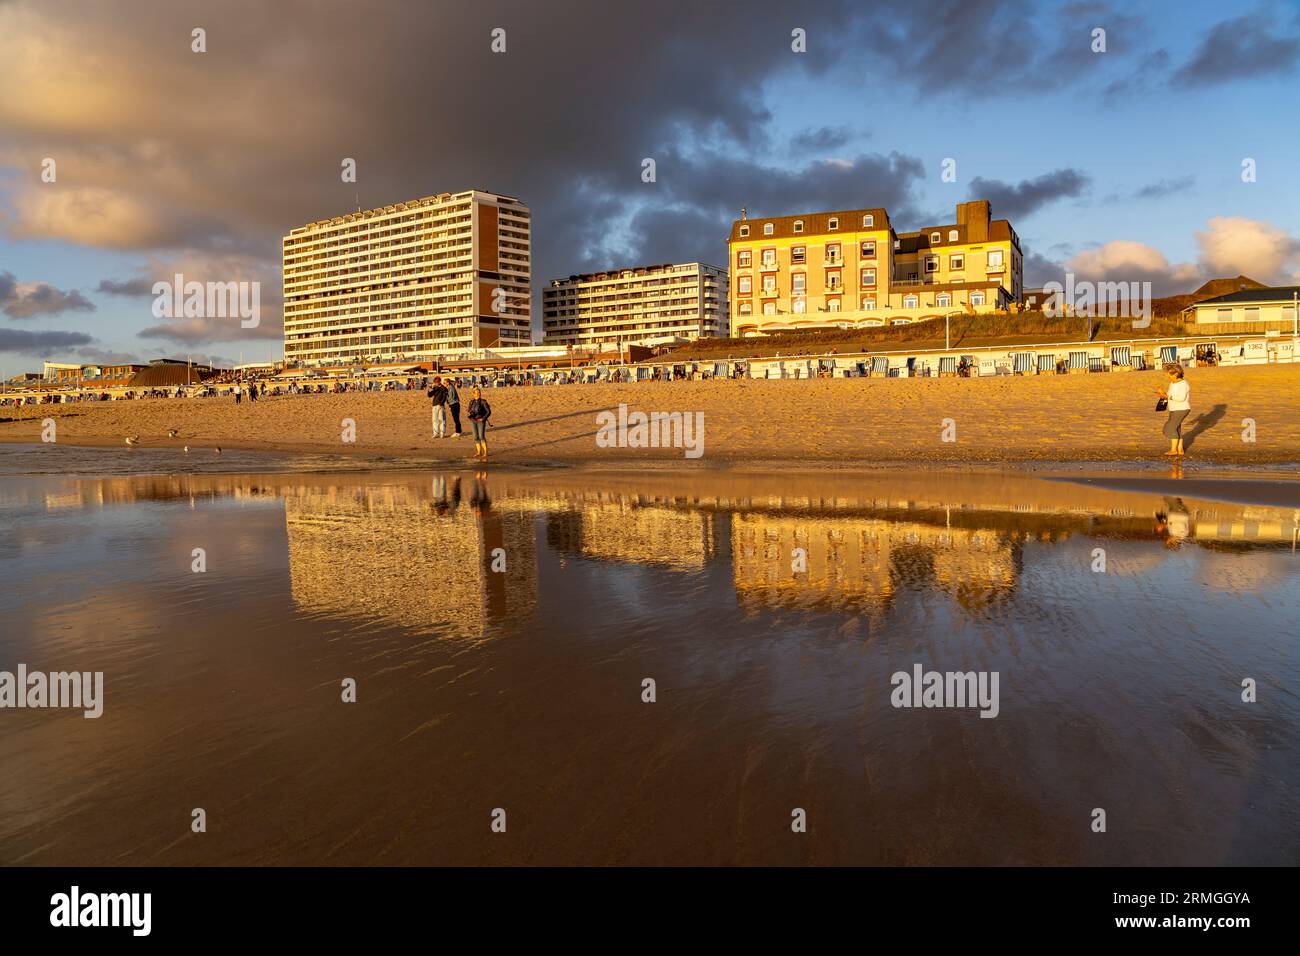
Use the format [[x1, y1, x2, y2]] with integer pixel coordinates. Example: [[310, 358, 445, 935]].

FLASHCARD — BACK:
[[542, 262, 728, 348], [283, 189, 531, 366]]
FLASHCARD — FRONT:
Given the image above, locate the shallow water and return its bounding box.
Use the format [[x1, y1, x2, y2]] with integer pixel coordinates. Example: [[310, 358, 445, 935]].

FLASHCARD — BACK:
[[1, 454, 1298, 865]]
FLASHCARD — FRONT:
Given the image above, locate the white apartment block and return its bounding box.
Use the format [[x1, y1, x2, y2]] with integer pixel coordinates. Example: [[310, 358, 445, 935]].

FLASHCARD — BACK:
[[283, 189, 531, 366], [542, 262, 728, 348]]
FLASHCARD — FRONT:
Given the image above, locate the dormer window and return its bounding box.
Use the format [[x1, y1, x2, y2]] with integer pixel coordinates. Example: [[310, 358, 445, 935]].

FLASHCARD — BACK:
[[828, 217, 839, 230], [948, 229, 959, 241], [739, 225, 749, 237], [793, 220, 804, 233], [863, 214, 874, 228], [763, 222, 774, 236], [930, 231, 941, 243]]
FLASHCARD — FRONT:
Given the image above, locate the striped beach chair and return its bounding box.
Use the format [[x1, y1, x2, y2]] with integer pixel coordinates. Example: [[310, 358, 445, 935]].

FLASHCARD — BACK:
[[1068, 350, 1089, 371], [1013, 352, 1036, 374], [1037, 353, 1056, 373], [939, 356, 956, 375], [1110, 345, 1130, 366], [871, 356, 889, 376], [1159, 345, 1178, 367]]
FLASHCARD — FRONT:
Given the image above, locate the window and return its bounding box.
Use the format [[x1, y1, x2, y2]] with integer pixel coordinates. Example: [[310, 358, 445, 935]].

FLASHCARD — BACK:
[[893, 239, 901, 249], [862, 296, 876, 310], [828, 298, 840, 312], [739, 301, 752, 315], [860, 268, 876, 286], [987, 250, 1004, 269], [930, 231, 941, 243], [970, 291, 985, 306], [937, 293, 951, 307], [860, 240, 876, 258], [949, 254, 964, 271], [948, 229, 958, 241], [739, 225, 749, 237], [825, 243, 841, 262], [792, 272, 806, 292], [737, 250, 751, 267], [793, 220, 804, 233], [925, 256, 938, 273], [763, 301, 776, 316], [1245, 306, 1260, 321], [763, 222, 774, 236], [828, 217, 839, 230], [738, 276, 752, 294], [903, 294, 919, 309], [793, 298, 806, 313], [761, 248, 776, 267], [863, 214, 874, 228], [791, 245, 806, 264], [762, 274, 776, 292]]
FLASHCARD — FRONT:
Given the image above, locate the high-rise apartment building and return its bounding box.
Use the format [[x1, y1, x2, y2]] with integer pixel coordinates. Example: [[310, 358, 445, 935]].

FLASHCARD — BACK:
[[727, 200, 1021, 336], [542, 262, 728, 348], [283, 189, 530, 365]]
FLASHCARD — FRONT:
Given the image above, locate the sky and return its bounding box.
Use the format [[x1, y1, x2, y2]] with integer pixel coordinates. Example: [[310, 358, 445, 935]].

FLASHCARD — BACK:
[[1, 0, 1299, 377]]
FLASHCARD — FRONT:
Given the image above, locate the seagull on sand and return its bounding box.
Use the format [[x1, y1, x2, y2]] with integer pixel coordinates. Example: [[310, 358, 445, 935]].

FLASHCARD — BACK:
[[167, 429, 179, 438], [124, 436, 140, 446], [183, 445, 190, 453], [214, 447, 221, 454]]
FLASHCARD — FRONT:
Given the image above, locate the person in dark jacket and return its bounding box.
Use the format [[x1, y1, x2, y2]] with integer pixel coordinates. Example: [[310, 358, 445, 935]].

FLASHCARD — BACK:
[[467, 386, 492, 461], [446, 379, 463, 437], [427, 377, 449, 438]]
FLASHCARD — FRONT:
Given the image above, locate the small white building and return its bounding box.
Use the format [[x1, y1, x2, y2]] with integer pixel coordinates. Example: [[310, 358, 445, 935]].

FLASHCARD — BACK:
[[1183, 285, 1300, 330]]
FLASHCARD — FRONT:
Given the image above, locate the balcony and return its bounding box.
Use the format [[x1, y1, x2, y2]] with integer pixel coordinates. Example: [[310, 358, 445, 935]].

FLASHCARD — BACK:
[[824, 256, 843, 267], [758, 261, 779, 272], [760, 288, 779, 298]]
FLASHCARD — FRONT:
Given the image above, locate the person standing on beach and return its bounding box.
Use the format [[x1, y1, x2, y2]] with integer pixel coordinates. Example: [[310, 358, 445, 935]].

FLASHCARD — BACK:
[[446, 378, 463, 437], [1155, 365, 1191, 456], [467, 386, 492, 461], [428, 377, 449, 438], [233, 382, 242, 405]]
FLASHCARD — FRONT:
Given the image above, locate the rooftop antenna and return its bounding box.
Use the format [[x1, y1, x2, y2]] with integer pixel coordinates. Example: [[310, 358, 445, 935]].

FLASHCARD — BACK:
[[740, 206, 747, 220]]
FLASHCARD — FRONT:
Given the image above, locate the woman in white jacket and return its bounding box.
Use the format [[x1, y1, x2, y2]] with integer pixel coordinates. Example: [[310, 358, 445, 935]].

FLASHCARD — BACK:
[[1155, 366, 1191, 457]]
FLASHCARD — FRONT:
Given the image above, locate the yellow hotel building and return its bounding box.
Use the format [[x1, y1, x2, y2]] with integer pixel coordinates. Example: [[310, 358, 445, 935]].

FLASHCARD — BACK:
[[283, 189, 531, 365], [727, 199, 1022, 336]]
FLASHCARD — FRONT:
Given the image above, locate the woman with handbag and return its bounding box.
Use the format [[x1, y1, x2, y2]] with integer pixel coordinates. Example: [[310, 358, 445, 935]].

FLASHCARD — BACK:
[[1154, 366, 1190, 457]]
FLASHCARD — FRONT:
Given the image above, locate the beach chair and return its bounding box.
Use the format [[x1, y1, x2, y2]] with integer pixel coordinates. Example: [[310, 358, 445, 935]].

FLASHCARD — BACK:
[[871, 356, 889, 377], [938, 356, 956, 376], [1159, 346, 1177, 367], [1012, 352, 1035, 375], [1037, 353, 1056, 374], [1068, 350, 1089, 374], [1110, 345, 1132, 372], [1088, 356, 1105, 372]]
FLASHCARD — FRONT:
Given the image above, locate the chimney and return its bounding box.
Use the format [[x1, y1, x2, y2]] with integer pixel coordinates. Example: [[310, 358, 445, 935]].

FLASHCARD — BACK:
[[958, 200, 990, 242]]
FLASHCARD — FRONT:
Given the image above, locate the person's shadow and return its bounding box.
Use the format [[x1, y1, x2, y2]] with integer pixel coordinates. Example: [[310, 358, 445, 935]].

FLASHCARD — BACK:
[[1183, 403, 1227, 451]]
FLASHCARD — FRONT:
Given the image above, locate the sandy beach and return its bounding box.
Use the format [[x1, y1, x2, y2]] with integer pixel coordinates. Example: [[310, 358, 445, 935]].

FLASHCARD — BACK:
[[3, 363, 1299, 466]]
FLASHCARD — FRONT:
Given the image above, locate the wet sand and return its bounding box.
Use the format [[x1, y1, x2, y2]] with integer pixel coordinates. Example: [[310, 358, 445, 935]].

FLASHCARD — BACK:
[[4, 364, 1299, 465]]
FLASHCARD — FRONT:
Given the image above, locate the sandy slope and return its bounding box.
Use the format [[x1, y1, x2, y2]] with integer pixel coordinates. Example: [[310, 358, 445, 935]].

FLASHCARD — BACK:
[[2, 364, 1298, 465]]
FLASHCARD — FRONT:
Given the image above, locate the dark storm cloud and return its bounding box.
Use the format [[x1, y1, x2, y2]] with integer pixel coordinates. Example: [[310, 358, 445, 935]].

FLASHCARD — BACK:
[[1172, 13, 1300, 85], [968, 169, 1090, 220], [0, 271, 97, 319], [96, 277, 154, 296], [1022, 250, 1067, 287], [0, 328, 94, 355]]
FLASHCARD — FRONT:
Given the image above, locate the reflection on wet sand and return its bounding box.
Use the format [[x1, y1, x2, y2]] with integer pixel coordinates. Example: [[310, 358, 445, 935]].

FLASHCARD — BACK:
[[2, 466, 1298, 866], [284, 476, 537, 637]]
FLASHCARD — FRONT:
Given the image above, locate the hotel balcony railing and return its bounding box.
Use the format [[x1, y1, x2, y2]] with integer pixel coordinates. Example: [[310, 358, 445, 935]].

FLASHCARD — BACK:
[[759, 261, 779, 272], [824, 256, 843, 266], [760, 288, 779, 297], [891, 276, 933, 287]]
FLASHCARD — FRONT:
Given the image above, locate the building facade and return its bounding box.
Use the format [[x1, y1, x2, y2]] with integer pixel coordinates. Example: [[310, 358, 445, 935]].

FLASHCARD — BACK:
[[727, 200, 1022, 336], [283, 189, 531, 366], [542, 262, 728, 348], [1183, 286, 1300, 330]]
